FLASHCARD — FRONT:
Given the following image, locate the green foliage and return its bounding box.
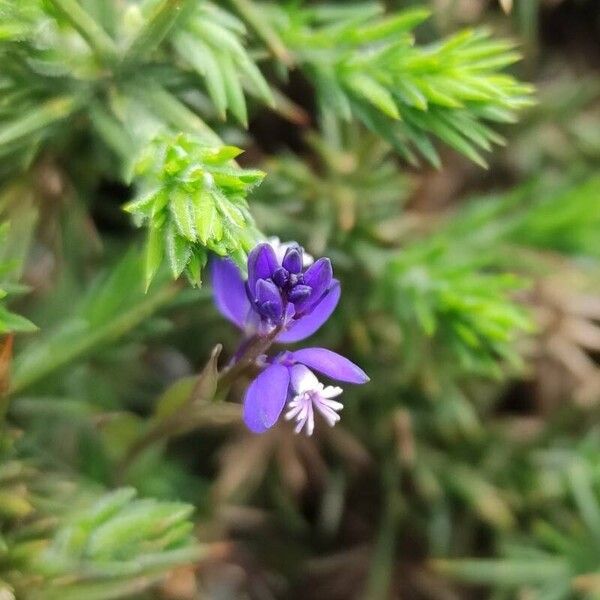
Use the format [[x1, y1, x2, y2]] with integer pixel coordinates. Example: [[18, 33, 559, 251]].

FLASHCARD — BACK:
[[11, 249, 177, 394], [435, 443, 600, 599], [125, 133, 264, 288], [436, 176, 600, 262], [35, 488, 202, 593], [255, 127, 412, 245], [258, 126, 537, 382], [0, 473, 203, 600], [271, 3, 534, 167], [509, 177, 600, 258], [0, 0, 271, 179], [171, 1, 274, 126], [378, 240, 533, 380], [0, 0, 535, 298], [0, 223, 36, 334], [5, 1, 599, 599]]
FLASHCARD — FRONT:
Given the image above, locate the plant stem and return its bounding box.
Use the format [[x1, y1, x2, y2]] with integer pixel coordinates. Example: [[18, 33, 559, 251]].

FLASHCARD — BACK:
[[117, 325, 283, 480], [217, 325, 283, 388]]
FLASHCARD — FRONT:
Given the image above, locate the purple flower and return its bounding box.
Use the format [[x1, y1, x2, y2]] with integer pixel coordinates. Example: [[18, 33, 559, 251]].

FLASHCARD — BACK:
[[242, 348, 369, 435], [211, 240, 368, 435], [212, 241, 340, 342]]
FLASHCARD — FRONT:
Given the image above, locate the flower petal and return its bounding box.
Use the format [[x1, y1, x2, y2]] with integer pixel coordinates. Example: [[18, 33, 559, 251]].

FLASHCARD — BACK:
[[291, 347, 369, 384], [290, 364, 319, 394], [247, 243, 279, 293], [294, 258, 333, 314], [211, 258, 250, 328], [277, 280, 341, 343], [242, 364, 290, 432], [255, 279, 283, 321], [282, 247, 303, 273], [303, 257, 332, 291], [288, 284, 312, 304]]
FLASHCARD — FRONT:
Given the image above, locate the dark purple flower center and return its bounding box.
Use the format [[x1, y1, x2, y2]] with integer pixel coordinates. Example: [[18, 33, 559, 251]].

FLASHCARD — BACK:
[[245, 242, 334, 328], [288, 284, 312, 303]]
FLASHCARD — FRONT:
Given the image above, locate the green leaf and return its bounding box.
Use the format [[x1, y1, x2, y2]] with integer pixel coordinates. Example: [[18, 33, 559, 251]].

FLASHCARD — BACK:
[[122, 189, 159, 217], [220, 52, 248, 127], [213, 190, 245, 228], [228, 0, 292, 65], [174, 35, 228, 120], [121, 0, 195, 69], [132, 81, 221, 146], [185, 249, 206, 287], [89, 103, 135, 163], [48, 0, 118, 63], [153, 376, 195, 420], [344, 73, 400, 120], [277, 5, 533, 166], [314, 67, 353, 121], [36, 487, 204, 598], [79, 488, 138, 530], [165, 225, 191, 278], [432, 558, 570, 585], [145, 225, 165, 291], [0, 97, 76, 147], [125, 134, 261, 286], [395, 80, 428, 111], [350, 9, 431, 43], [0, 305, 37, 334], [194, 189, 222, 244], [169, 190, 196, 241], [236, 52, 274, 107], [198, 146, 243, 164]]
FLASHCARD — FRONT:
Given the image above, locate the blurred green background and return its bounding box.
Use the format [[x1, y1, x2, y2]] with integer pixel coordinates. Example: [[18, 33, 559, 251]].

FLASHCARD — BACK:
[[1, 0, 600, 598]]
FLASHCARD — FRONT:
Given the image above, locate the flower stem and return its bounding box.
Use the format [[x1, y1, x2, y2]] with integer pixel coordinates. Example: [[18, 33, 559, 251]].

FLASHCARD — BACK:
[[116, 326, 283, 481], [217, 326, 282, 389]]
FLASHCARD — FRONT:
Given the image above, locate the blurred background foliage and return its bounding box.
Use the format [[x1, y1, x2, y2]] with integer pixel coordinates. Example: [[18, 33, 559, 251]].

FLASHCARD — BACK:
[[0, 0, 599, 598]]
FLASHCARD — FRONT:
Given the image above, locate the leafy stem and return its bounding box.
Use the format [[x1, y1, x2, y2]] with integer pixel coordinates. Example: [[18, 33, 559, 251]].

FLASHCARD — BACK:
[[116, 325, 283, 481]]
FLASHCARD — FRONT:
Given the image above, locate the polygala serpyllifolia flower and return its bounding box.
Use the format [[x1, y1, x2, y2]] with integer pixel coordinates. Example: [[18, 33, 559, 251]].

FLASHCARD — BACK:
[[243, 349, 369, 435], [211, 241, 339, 342], [211, 240, 368, 435]]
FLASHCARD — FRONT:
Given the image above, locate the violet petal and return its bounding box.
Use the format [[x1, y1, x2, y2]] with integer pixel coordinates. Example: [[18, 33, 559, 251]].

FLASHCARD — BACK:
[[247, 243, 279, 293], [255, 279, 283, 321], [282, 247, 303, 274], [210, 258, 250, 328], [272, 267, 290, 288], [295, 257, 333, 313], [243, 364, 290, 432], [277, 280, 341, 343], [288, 284, 312, 304], [303, 258, 332, 296], [291, 347, 369, 384]]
